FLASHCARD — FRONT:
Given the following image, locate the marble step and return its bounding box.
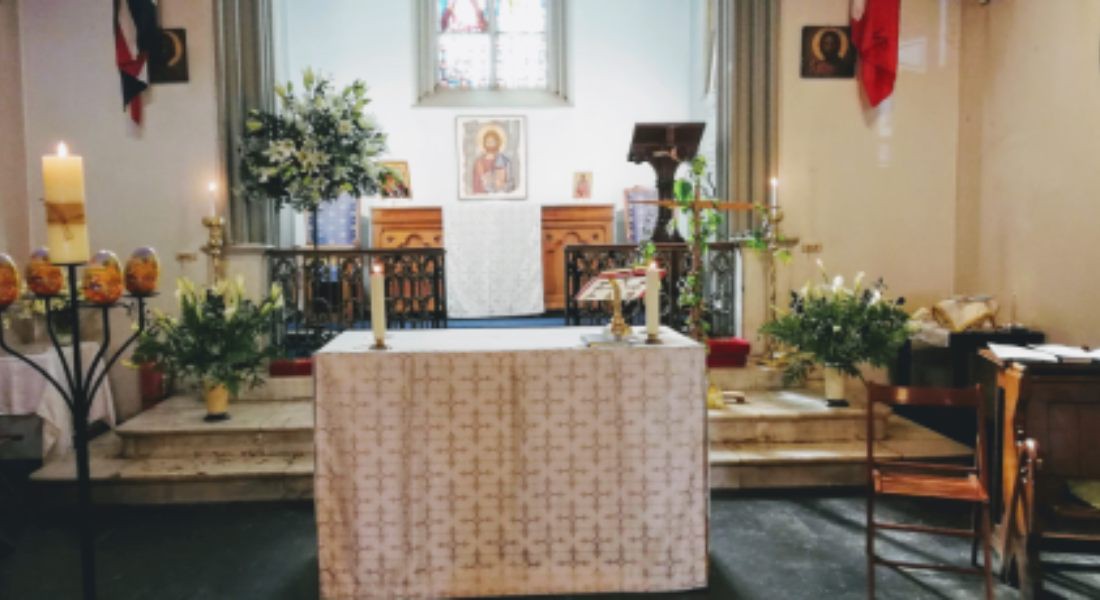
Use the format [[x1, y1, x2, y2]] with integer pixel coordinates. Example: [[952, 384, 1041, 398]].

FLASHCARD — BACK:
[[116, 396, 313, 459], [236, 375, 313, 402], [709, 416, 972, 489], [709, 389, 890, 444], [708, 365, 786, 391], [30, 433, 313, 504]]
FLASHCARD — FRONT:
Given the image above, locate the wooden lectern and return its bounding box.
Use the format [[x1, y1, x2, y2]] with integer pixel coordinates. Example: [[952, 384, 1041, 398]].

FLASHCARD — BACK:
[[628, 122, 705, 242]]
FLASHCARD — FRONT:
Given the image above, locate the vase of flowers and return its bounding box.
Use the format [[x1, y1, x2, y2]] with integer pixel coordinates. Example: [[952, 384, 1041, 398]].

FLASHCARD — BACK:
[[239, 69, 388, 248], [132, 277, 283, 421], [760, 262, 911, 407]]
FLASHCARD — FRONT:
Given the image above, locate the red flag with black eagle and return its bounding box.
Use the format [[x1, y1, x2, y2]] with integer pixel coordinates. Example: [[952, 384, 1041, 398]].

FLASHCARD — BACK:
[[114, 0, 159, 124], [851, 0, 900, 107]]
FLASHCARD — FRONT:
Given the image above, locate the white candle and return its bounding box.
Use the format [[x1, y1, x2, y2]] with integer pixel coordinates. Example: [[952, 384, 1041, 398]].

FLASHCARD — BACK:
[[371, 263, 386, 344], [768, 177, 779, 212], [645, 261, 660, 337], [207, 181, 218, 217], [42, 142, 90, 264]]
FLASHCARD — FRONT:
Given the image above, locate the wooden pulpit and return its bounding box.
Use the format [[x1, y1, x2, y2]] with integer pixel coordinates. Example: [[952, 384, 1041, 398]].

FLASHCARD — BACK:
[[627, 122, 705, 242]]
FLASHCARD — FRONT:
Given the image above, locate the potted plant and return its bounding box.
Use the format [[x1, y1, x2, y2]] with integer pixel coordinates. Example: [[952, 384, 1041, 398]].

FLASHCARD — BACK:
[[132, 277, 283, 421], [760, 262, 911, 407], [239, 69, 388, 248]]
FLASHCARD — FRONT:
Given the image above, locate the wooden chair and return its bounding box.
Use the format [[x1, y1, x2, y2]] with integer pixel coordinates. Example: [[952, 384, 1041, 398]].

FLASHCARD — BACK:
[[865, 383, 994, 599], [1002, 413, 1100, 598]]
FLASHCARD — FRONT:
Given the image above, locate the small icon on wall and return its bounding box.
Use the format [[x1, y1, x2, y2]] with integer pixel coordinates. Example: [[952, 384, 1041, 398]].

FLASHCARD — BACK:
[[150, 28, 189, 84]]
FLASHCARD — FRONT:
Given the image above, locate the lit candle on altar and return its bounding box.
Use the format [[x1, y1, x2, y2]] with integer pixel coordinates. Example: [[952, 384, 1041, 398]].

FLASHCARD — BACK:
[[206, 181, 218, 217], [42, 142, 90, 264], [645, 261, 660, 338], [371, 263, 386, 345], [768, 177, 779, 213]]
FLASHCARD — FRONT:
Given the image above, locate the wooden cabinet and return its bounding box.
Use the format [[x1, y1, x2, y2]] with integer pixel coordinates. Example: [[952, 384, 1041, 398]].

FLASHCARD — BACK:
[[541, 205, 614, 311], [371, 207, 443, 249]]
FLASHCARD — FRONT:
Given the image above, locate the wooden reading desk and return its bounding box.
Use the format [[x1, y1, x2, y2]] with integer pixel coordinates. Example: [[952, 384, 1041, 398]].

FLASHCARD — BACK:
[[981, 350, 1100, 596]]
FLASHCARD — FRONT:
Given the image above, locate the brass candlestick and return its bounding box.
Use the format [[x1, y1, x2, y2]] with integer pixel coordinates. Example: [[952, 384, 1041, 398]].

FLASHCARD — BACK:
[[757, 207, 799, 367], [608, 279, 631, 341], [201, 216, 227, 283]]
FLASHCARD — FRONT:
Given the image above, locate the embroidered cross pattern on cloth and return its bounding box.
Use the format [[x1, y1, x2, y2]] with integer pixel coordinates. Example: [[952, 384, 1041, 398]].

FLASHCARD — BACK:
[[313, 327, 708, 599]]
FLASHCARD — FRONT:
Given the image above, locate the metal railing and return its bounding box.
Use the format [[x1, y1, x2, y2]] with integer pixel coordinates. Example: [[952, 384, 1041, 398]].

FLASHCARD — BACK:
[[564, 242, 741, 337], [267, 248, 447, 355]]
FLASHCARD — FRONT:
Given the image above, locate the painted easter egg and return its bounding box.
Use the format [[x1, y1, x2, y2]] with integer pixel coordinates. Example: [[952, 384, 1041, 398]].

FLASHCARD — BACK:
[[0, 253, 19, 309], [81, 250, 124, 305], [124, 247, 160, 296], [26, 247, 64, 296]]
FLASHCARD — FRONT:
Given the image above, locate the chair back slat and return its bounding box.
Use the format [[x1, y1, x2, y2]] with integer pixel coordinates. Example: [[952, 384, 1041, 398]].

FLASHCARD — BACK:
[[865, 382, 987, 483], [866, 382, 983, 408]]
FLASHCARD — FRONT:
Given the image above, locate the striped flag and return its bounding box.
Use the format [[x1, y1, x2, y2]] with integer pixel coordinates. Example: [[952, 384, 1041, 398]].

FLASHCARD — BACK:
[[851, 0, 900, 107], [114, 0, 159, 124]]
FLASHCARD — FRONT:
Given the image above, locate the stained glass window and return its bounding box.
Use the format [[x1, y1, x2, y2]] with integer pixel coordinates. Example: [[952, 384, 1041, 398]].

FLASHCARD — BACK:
[[429, 0, 560, 95]]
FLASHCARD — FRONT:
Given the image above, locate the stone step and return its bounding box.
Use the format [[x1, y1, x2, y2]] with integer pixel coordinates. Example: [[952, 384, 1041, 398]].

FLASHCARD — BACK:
[[236, 375, 313, 402], [116, 396, 313, 459], [709, 416, 972, 489], [30, 433, 313, 504], [708, 365, 786, 391], [708, 389, 890, 444]]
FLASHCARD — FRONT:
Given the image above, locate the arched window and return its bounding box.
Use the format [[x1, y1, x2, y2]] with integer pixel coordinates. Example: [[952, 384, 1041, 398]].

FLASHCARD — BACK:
[[417, 0, 567, 106]]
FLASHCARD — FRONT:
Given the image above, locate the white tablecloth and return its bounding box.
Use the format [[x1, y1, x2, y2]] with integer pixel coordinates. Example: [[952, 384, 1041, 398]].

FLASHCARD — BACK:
[[314, 327, 708, 599], [442, 203, 545, 318], [0, 342, 117, 458]]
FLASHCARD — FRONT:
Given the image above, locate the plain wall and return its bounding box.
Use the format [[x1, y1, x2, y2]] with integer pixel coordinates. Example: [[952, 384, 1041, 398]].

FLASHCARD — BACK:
[[0, 0, 28, 257], [276, 0, 701, 209], [18, 0, 220, 419], [956, 1, 1100, 344], [742, 0, 963, 344]]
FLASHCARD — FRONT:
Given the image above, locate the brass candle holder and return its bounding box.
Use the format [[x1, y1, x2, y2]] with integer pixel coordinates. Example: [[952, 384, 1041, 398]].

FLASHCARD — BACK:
[[201, 215, 227, 283], [757, 206, 799, 368], [371, 338, 388, 350], [608, 279, 631, 341]]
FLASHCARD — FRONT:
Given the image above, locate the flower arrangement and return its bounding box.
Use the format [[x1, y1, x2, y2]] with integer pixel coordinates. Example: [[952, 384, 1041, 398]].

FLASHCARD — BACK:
[[239, 69, 388, 213], [131, 277, 284, 397], [760, 262, 912, 385]]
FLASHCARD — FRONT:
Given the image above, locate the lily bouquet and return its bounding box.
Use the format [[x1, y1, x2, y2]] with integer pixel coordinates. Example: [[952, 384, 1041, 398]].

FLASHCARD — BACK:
[[239, 69, 388, 213], [761, 261, 912, 385]]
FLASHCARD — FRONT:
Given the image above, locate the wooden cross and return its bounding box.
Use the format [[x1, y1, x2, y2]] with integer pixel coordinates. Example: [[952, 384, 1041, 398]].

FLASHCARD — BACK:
[[627, 198, 756, 213]]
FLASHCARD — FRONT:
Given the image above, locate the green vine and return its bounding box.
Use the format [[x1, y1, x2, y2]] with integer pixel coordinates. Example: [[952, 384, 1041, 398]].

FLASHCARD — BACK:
[[673, 155, 722, 340], [744, 204, 793, 264]]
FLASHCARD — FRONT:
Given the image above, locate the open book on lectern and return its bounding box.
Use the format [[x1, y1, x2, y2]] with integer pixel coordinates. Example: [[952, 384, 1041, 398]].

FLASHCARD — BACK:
[[574, 267, 666, 303]]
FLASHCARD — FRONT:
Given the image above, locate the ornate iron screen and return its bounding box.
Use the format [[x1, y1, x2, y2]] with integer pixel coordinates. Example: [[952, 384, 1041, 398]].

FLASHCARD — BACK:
[[564, 242, 740, 337], [267, 248, 447, 355]]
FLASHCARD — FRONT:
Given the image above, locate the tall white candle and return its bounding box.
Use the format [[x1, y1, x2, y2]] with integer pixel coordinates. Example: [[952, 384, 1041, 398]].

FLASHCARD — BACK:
[[42, 142, 90, 264], [207, 181, 218, 217], [645, 262, 660, 337], [768, 177, 779, 212], [371, 263, 386, 344]]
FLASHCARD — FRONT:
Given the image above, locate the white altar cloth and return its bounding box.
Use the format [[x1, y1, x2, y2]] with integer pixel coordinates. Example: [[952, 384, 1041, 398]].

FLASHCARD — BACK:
[[314, 327, 708, 599], [442, 203, 544, 318], [0, 342, 117, 458]]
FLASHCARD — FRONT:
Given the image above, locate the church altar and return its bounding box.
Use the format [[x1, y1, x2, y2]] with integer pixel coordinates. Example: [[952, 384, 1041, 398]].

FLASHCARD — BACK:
[[313, 327, 708, 599]]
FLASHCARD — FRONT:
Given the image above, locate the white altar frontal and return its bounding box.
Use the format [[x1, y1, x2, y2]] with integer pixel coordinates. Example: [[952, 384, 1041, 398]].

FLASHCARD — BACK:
[[313, 327, 708, 599]]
